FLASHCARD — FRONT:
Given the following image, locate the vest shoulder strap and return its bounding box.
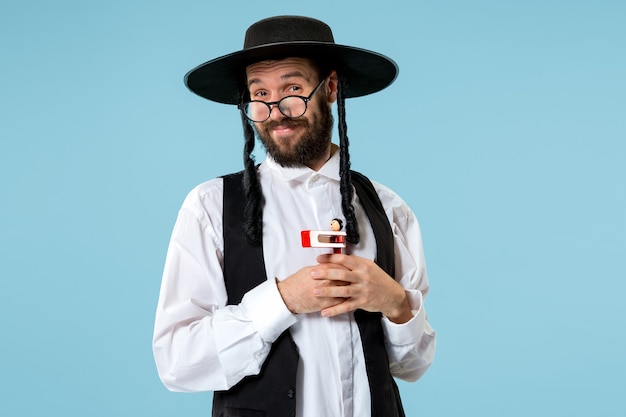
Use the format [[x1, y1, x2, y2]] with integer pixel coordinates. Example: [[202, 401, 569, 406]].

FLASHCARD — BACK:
[[350, 170, 395, 276]]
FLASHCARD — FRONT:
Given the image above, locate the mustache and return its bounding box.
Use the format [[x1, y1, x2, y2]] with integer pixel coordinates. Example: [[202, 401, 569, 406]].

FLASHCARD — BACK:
[[264, 118, 308, 130]]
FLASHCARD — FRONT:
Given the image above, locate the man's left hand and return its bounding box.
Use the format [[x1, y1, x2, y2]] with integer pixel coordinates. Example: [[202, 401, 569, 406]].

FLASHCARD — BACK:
[[312, 254, 413, 324]]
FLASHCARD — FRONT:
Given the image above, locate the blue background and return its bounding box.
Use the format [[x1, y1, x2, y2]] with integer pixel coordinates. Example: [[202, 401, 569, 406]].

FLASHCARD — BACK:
[[1, 1, 624, 416]]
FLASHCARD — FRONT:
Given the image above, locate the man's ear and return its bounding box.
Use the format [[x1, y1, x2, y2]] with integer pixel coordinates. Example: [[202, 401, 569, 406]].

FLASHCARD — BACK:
[[326, 70, 339, 104]]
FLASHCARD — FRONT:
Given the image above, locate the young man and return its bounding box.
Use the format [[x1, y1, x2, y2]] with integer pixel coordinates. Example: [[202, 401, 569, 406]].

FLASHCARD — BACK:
[[153, 16, 436, 417]]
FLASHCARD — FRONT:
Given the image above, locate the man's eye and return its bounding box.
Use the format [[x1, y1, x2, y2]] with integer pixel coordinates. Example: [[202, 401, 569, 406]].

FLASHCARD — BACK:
[[288, 86, 301, 93], [253, 91, 268, 98]]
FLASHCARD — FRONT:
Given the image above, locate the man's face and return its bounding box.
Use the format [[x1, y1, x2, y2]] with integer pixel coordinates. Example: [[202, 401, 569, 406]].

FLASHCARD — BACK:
[[245, 57, 337, 169]]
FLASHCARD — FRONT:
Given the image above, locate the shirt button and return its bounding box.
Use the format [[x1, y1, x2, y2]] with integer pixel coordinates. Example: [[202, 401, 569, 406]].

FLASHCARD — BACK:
[[287, 389, 295, 399]]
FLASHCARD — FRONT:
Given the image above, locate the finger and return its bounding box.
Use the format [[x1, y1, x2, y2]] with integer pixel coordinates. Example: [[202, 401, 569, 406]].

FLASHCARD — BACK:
[[311, 267, 354, 282], [316, 253, 359, 269], [313, 262, 350, 271], [320, 299, 359, 318], [314, 284, 354, 298]]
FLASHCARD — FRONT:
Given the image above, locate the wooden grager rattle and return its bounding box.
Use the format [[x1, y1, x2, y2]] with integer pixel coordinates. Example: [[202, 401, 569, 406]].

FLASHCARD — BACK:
[[301, 218, 346, 254]]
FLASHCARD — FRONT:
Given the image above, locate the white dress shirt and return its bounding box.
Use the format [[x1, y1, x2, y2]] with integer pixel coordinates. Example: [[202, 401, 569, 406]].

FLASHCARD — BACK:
[[153, 149, 436, 417]]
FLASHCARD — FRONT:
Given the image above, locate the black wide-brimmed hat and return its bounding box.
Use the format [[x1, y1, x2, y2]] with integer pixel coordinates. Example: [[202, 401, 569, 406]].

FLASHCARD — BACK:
[[184, 15, 398, 104]]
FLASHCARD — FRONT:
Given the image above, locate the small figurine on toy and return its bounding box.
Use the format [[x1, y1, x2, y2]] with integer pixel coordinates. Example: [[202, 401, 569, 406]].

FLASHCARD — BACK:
[[301, 218, 347, 254], [330, 218, 343, 232]]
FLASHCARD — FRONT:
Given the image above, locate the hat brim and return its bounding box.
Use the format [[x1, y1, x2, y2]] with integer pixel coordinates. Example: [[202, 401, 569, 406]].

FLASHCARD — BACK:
[[184, 42, 398, 104]]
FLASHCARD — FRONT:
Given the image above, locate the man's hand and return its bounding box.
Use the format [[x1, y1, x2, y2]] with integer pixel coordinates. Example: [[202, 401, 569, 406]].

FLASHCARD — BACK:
[[312, 254, 413, 324], [276, 265, 348, 314]]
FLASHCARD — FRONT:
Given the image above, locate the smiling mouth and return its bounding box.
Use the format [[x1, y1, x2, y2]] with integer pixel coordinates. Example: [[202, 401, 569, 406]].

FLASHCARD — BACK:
[[266, 120, 305, 136], [272, 125, 297, 134]]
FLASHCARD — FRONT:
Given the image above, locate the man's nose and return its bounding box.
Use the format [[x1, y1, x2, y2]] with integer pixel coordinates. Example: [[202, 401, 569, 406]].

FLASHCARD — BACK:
[[268, 103, 286, 121]]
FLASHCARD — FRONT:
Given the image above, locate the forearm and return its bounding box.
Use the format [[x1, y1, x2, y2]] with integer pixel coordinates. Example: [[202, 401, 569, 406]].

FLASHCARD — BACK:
[[153, 279, 296, 391], [153, 311, 228, 392]]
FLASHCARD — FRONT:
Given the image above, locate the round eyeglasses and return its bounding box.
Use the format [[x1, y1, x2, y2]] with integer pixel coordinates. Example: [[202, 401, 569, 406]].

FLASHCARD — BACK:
[[238, 79, 326, 123]]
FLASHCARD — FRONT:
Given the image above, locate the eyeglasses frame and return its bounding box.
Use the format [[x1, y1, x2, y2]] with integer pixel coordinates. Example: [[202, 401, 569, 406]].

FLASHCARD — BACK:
[[238, 78, 326, 123]]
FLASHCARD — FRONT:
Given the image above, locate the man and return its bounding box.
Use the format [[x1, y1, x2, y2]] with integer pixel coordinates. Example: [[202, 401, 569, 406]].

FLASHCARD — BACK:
[[153, 15, 436, 417]]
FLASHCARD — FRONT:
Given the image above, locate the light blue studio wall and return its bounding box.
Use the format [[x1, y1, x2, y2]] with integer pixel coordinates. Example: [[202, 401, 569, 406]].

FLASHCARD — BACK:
[[0, 1, 624, 416]]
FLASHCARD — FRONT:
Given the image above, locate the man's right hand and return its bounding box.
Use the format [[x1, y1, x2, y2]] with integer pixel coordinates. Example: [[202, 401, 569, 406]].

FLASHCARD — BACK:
[[276, 264, 348, 314]]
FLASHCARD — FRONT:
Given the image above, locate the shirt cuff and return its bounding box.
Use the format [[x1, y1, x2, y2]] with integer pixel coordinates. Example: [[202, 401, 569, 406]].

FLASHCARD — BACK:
[[240, 279, 297, 343], [381, 289, 426, 346]]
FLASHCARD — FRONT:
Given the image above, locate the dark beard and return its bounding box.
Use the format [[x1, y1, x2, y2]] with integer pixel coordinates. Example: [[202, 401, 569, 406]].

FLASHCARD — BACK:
[[255, 99, 334, 168]]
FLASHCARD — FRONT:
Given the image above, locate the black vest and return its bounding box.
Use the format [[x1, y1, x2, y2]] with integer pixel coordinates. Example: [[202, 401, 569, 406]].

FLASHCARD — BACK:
[[213, 170, 406, 417]]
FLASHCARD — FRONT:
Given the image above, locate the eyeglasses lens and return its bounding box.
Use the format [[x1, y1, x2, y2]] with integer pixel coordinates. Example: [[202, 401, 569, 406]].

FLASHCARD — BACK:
[[245, 97, 307, 122]]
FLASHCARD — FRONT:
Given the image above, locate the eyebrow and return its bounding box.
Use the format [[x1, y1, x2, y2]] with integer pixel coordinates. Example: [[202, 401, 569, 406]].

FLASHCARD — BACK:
[[247, 71, 311, 88]]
